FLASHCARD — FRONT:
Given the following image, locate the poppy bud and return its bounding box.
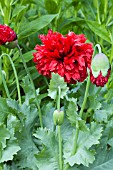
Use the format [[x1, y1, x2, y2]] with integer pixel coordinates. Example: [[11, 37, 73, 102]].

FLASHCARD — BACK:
[[90, 53, 111, 87], [0, 24, 17, 48], [53, 110, 64, 126]]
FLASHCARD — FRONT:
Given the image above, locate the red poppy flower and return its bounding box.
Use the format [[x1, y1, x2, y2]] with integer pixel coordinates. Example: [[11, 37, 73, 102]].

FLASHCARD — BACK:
[[33, 30, 93, 84], [90, 69, 110, 87], [0, 24, 17, 45]]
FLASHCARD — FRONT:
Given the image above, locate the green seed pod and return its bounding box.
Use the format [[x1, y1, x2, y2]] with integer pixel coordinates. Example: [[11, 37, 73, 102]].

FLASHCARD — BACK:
[[91, 53, 110, 78], [53, 110, 64, 126]]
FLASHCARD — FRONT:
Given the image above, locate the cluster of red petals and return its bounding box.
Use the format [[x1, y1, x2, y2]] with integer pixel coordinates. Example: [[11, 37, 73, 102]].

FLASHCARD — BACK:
[[0, 24, 17, 45], [90, 69, 111, 87], [33, 30, 93, 84]]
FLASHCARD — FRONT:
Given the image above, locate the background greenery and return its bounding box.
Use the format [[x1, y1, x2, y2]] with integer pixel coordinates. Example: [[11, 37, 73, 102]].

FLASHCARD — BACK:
[[0, 0, 113, 170]]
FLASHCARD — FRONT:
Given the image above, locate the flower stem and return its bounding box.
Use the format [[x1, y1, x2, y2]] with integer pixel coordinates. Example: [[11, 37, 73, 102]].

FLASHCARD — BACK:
[[1, 53, 21, 104], [17, 44, 43, 127], [64, 76, 90, 170], [71, 120, 79, 155], [79, 76, 90, 118], [58, 125, 63, 170], [57, 86, 61, 111], [95, 44, 102, 54], [57, 86, 63, 170], [0, 57, 10, 98], [0, 53, 21, 104]]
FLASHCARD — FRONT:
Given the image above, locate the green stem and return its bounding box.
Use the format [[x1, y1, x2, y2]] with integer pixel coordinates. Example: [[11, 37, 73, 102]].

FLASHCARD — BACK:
[[71, 121, 79, 155], [64, 76, 90, 170], [57, 86, 61, 111], [57, 86, 63, 170], [3, 50, 9, 82], [79, 76, 90, 118], [17, 44, 43, 127], [58, 125, 63, 170], [0, 57, 10, 98], [95, 44, 102, 54], [0, 53, 21, 104]]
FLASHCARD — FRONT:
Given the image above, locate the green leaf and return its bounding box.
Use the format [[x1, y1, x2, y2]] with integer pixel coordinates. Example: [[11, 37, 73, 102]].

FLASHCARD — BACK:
[[48, 73, 69, 99], [7, 114, 21, 136], [105, 89, 113, 103], [0, 107, 21, 164], [61, 119, 74, 144], [0, 124, 10, 148], [64, 122, 103, 167], [92, 159, 113, 170], [12, 5, 27, 18], [6, 99, 39, 169], [81, 140, 113, 170], [88, 96, 101, 110], [7, 98, 38, 132], [59, 17, 85, 31], [86, 20, 111, 43], [66, 98, 78, 125], [44, 0, 59, 14], [18, 14, 58, 39], [66, 98, 88, 131], [42, 102, 55, 130], [0, 143, 2, 159], [21, 75, 41, 105], [108, 138, 113, 148], [34, 128, 59, 170], [6, 99, 24, 124], [16, 129, 39, 170], [20, 50, 35, 62], [0, 141, 21, 163], [94, 110, 108, 123], [0, 98, 9, 123]]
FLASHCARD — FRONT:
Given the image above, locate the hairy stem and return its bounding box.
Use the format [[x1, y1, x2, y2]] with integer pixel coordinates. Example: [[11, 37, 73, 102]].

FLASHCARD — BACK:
[[57, 86, 61, 111], [79, 76, 90, 118], [95, 44, 102, 54], [58, 125, 63, 170], [17, 44, 43, 127], [57, 86, 63, 170], [0, 57, 10, 98], [0, 53, 21, 104]]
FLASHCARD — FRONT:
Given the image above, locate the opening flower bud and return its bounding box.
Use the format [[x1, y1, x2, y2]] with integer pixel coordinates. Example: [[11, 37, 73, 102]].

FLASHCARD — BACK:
[[90, 53, 111, 87], [53, 110, 64, 126], [0, 24, 17, 49]]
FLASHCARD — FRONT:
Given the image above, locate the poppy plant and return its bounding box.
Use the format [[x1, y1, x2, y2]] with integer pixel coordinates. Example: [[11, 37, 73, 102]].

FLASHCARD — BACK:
[[33, 30, 93, 84]]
